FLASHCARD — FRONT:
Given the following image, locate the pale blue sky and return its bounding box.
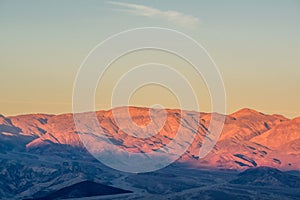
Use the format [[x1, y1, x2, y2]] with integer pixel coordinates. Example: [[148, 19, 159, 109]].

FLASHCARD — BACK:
[[0, 0, 300, 117]]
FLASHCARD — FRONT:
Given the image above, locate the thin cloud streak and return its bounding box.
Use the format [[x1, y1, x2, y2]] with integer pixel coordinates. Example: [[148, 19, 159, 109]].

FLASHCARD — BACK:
[[109, 1, 200, 29]]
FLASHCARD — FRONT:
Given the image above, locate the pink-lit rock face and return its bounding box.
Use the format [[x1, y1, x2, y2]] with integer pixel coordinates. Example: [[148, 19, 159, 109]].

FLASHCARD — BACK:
[[2, 107, 299, 170], [184, 108, 299, 171], [251, 117, 300, 149]]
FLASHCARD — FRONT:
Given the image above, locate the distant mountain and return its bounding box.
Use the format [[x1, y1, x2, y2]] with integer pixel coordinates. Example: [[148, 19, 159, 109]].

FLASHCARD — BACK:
[[1, 107, 299, 170], [230, 166, 300, 187]]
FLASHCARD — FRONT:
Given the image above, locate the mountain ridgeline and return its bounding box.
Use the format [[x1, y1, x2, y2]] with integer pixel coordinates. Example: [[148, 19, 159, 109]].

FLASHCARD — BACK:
[[1, 107, 300, 199], [1, 107, 299, 170]]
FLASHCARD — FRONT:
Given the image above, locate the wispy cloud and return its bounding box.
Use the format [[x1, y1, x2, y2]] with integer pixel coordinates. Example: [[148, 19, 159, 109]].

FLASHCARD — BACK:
[[108, 1, 200, 29]]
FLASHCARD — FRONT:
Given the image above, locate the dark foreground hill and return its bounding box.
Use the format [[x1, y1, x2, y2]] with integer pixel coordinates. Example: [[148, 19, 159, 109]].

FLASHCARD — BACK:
[[230, 167, 300, 188], [27, 180, 132, 200]]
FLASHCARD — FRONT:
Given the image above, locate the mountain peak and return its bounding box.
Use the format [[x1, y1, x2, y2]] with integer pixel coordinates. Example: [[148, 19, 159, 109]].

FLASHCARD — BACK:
[[230, 108, 262, 118]]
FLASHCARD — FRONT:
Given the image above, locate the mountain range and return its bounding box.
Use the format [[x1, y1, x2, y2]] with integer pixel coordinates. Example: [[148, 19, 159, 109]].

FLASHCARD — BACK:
[[1, 107, 300, 199], [1, 107, 299, 170]]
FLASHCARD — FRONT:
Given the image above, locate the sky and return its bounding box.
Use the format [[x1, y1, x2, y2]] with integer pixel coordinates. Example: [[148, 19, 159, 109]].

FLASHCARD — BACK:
[[0, 0, 300, 118]]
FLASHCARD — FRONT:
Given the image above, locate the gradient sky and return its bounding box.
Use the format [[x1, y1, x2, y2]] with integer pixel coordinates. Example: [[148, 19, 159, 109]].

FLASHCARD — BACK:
[[1, 0, 300, 118]]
